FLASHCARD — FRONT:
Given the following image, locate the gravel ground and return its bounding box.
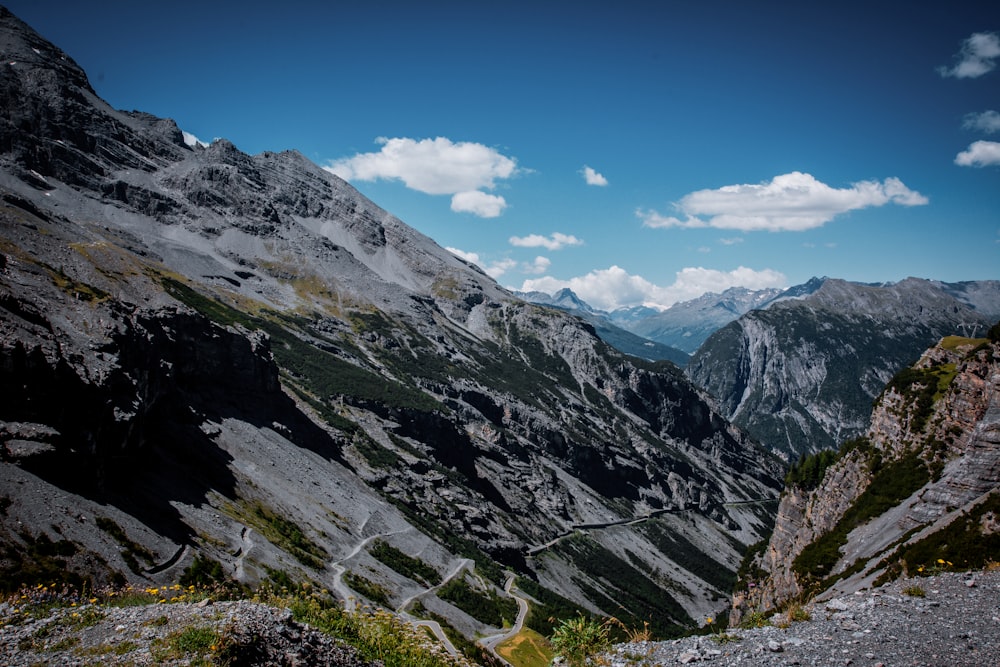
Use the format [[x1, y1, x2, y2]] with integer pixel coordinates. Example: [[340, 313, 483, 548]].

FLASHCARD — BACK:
[[0, 597, 379, 666], [601, 570, 1000, 667]]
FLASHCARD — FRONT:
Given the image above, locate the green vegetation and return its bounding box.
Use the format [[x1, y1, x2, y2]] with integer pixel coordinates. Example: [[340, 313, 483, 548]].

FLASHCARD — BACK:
[[902, 584, 926, 597], [178, 554, 227, 588], [151, 625, 219, 664], [272, 587, 474, 666], [639, 519, 736, 593], [881, 361, 958, 434], [549, 615, 614, 666], [889, 492, 1000, 578], [515, 576, 589, 637], [161, 274, 442, 412], [496, 627, 554, 667], [785, 448, 839, 491], [552, 534, 693, 638], [344, 572, 392, 607], [734, 538, 769, 593], [95, 517, 154, 574], [738, 610, 771, 629], [437, 575, 517, 627], [224, 499, 327, 570], [370, 540, 442, 586], [0, 531, 88, 594], [793, 451, 930, 589], [3, 579, 473, 667], [988, 320, 1000, 343]]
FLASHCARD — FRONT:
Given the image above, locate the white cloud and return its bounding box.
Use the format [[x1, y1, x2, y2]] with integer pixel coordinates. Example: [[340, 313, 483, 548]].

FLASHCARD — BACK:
[[955, 140, 1000, 167], [509, 232, 584, 250], [326, 136, 518, 217], [451, 191, 507, 217], [719, 237, 744, 246], [639, 171, 928, 232], [520, 265, 786, 311], [523, 256, 551, 275], [963, 110, 1000, 134], [938, 32, 1000, 79], [446, 247, 516, 278], [582, 165, 608, 186], [446, 247, 481, 264]]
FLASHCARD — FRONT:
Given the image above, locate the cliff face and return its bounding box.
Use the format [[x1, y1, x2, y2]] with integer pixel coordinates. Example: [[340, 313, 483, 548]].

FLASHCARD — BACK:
[[0, 7, 782, 641], [687, 278, 1000, 458], [738, 333, 1000, 618]]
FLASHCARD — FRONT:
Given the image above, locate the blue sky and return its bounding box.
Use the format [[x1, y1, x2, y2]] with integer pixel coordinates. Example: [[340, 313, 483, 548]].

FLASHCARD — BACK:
[[7, 1, 999, 310]]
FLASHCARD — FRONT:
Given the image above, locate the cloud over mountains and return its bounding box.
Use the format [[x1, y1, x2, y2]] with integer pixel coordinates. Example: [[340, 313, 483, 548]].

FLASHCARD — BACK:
[[327, 136, 519, 218], [638, 172, 928, 232]]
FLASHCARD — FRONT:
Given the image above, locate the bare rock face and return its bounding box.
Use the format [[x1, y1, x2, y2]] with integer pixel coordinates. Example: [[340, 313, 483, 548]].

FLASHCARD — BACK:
[[738, 333, 1000, 619]]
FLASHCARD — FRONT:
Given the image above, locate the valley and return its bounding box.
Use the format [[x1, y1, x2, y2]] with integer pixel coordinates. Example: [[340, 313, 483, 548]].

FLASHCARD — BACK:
[[0, 6, 998, 666]]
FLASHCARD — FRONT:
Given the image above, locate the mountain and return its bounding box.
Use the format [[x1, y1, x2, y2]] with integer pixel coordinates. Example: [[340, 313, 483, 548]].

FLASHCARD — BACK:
[[735, 329, 1000, 618], [515, 288, 690, 365], [0, 6, 782, 648], [609, 286, 784, 355], [686, 277, 1000, 458]]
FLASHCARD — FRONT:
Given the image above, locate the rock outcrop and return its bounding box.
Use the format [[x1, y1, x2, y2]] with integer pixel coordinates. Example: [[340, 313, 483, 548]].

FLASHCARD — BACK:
[[738, 331, 1000, 618]]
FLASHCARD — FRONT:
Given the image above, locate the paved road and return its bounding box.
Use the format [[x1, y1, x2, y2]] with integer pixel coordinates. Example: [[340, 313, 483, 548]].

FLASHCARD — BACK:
[[478, 573, 530, 666]]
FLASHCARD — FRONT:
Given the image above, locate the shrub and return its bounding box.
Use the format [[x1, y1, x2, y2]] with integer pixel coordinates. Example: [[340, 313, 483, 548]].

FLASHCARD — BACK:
[[549, 615, 613, 666]]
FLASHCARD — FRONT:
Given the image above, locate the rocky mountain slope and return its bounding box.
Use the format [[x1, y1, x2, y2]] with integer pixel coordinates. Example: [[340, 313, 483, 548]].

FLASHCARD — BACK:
[[735, 329, 1000, 618], [0, 5, 782, 649], [686, 277, 1000, 458]]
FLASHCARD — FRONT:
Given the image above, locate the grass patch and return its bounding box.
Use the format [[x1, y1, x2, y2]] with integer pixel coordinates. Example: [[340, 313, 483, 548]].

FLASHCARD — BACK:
[[344, 572, 391, 607], [151, 625, 219, 664], [793, 450, 929, 588], [515, 576, 589, 637], [94, 517, 154, 574], [891, 491, 1000, 578], [224, 499, 327, 570], [552, 534, 693, 638], [370, 540, 442, 586], [496, 627, 554, 667], [437, 576, 517, 627]]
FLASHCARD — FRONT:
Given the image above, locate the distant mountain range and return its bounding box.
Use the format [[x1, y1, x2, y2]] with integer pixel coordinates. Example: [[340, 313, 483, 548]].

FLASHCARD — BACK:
[[524, 278, 1000, 460], [687, 277, 1000, 458]]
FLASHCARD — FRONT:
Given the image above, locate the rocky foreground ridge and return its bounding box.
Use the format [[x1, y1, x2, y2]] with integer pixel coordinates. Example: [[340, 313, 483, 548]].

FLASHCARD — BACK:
[[739, 330, 1000, 619], [603, 569, 1000, 667], [0, 4, 781, 652]]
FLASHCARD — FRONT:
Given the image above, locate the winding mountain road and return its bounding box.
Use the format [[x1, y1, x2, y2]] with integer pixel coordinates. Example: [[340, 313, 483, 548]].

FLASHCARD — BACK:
[[477, 573, 530, 665]]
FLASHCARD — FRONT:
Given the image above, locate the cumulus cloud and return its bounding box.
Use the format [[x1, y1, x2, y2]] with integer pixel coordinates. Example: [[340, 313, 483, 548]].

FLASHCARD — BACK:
[[955, 140, 1000, 167], [446, 247, 517, 278], [508, 232, 584, 250], [485, 258, 518, 279], [639, 171, 927, 232], [938, 32, 1000, 79], [963, 110, 1000, 134], [582, 165, 608, 186], [524, 256, 551, 275], [520, 265, 786, 311], [326, 137, 518, 217], [446, 247, 481, 264], [451, 191, 507, 217]]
